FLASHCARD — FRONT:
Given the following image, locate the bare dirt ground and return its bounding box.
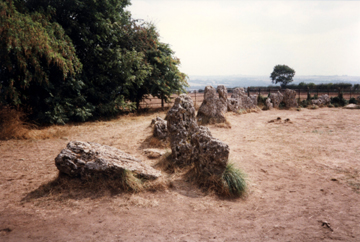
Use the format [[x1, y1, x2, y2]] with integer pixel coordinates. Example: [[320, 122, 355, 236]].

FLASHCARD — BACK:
[[1, 107, 360, 241]]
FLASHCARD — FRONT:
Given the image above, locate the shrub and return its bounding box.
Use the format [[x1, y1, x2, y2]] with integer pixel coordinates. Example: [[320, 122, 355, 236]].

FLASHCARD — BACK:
[[349, 97, 357, 104], [331, 93, 348, 107], [257, 95, 267, 107]]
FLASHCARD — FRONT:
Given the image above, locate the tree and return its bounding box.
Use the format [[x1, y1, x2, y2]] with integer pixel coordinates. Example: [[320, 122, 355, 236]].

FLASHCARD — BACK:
[[0, 0, 90, 124], [270, 65, 295, 87], [1, 0, 187, 124], [21, 0, 187, 118]]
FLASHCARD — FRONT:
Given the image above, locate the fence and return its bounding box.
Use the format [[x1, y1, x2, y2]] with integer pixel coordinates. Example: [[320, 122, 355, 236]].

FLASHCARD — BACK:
[[139, 87, 360, 109]]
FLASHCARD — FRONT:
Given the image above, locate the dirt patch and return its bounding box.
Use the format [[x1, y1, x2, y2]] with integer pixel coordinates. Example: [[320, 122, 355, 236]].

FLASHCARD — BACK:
[[1, 108, 360, 241]]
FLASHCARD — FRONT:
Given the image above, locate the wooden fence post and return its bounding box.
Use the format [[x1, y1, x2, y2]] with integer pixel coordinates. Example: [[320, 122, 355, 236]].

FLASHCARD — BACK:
[[195, 90, 197, 108], [247, 87, 250, 97]]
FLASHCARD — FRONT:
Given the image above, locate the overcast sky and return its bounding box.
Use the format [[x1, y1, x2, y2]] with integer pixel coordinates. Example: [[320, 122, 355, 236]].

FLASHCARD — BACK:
[[127, 0, 360, 76]]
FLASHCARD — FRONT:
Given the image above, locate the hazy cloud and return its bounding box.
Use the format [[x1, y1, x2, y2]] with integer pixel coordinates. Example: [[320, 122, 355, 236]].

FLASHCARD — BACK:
[[127, 0, 360, 76]]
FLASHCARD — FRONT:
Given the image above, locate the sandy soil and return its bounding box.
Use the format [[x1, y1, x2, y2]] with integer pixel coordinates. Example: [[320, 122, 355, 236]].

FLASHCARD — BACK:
[[1, 107, 360, 241]]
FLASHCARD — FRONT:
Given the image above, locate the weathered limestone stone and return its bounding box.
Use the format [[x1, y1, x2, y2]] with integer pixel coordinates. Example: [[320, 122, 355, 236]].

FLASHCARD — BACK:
[[167, 94, 229, 174], [167, 94, 197, 165], [191, 126, 229, 176], [151, 117, 167, 139], [55, 141, 161, 179], [319, 94, 331, 105], [269, 91, 284, 108], [228, 87, 257, 111], [266, 98, 273, 110], [143, 148, 166, 159], [283, 89, 298, 108], [250, 95, 258, 106], [311, 94, 330, 106], [227, 98, 240, 112], [197, 85, 227, 124]]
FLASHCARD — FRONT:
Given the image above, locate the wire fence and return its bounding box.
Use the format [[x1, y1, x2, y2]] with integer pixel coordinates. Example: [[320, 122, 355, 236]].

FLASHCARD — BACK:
[[139, 87, 360, 109]]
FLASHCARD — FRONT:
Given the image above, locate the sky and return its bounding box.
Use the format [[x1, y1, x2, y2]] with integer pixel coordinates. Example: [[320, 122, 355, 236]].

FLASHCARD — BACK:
[[127, 0, 360, 76]]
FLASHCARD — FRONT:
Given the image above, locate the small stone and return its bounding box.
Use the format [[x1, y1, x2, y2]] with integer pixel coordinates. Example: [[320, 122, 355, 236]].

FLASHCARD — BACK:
[[143, 149, 166, 159], [151, 117, 168, 139]]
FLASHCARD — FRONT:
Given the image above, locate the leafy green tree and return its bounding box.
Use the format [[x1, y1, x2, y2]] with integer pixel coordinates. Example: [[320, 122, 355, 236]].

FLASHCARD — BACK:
[[123, 22, 187, 108], [22, 0, 187, 116], [270, 65, 295, 87], [0, 0, 90, 124], [1, 0, 187, 124]]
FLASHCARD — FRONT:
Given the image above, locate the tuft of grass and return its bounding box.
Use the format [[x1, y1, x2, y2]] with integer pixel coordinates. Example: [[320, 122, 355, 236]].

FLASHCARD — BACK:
[[185, 162, 248, 198], [0, 106, 70, 140], [214, 120, 232, 129], [154, 150, 185, 173], [0, 107, 33, 140], [309, 105, 319, 109], [220, 163, 248, 197]]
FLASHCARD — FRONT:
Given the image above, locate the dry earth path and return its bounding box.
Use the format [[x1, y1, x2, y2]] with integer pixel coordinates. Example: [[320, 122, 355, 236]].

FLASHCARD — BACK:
[[1, 108, 360, 241]]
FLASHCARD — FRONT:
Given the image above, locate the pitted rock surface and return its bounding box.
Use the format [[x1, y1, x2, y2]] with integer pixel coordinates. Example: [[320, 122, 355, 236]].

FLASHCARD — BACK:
[[319, 94, 331, 105], [191, 126, 229, 176], [266, 98, 273, 110], [151, 117, 168, 139], [197, 85, 227, 123], [167, 94, 197, 165], [269, 91, 284, 108], [167, 94, 229, 174], [283, 89, 298, 108], [229, 87, 257, 111], [55, 141, 161, 179], [227, 98, 240, 112]]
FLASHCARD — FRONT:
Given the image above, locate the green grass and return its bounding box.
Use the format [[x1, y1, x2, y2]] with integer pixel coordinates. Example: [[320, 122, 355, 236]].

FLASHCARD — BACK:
[[221, 163, 247, 197]]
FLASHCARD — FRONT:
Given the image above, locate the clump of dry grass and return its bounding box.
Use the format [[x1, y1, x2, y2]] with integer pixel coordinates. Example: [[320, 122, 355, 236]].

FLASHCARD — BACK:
[[235, 106, 262, 115], [185, 163, 248, 198], [0, 106, 70, 140], [214, 120, 232, 129], [157, 149, 248, 198], [154, 150, 185, 174], [0, 106, 33, 140]]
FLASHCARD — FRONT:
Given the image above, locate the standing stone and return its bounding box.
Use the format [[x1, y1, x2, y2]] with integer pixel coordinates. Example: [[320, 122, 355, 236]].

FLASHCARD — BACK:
[[167, 94, 197, 165], [266, 98, 273, 110], [269, 91, 284, 108], [167, 94, 229, 174], [55, 141, 161, 179], [228, 87, 257, 111], [319, 94, 331, 105], [311, 94, 331, 106], [227, 98, 240, 112], [283, 89, 298, 108], [197, 85, 227, 124]]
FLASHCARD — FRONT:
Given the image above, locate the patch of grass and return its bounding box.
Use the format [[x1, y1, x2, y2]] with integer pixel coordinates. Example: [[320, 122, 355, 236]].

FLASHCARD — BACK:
[[185, 162, 248, 198], [154, 150, 185, 173], [220, 163, 248, 197], [214, 120, 232, 129], [22, 169, 147, 203], [0, 106, 33, 140], [0, 106, 70, 140]]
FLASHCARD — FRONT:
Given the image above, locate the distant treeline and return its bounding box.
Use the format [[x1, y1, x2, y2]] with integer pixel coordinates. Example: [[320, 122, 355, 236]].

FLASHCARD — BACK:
[[195, 82, 360, 93]]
